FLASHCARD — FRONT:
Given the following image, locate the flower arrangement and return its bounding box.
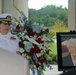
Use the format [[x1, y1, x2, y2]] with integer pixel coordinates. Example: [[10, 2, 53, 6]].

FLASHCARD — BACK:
[[12, 1, 53, 75]]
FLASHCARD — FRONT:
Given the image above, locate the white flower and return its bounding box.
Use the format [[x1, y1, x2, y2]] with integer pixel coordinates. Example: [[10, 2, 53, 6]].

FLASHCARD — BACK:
[[21, 33, 25, 40], [36, 53, 42, 57], [30, 35, 37, 40], [25, 35, 40, 46], [26, 55, 31, 59], [42, 34, 47, 41], [19, 48, 24, 53], [44, 41, 49, 48], [43, 63, 46, 70], [22, 53, 26, 57], [41, 24, 48, 31]]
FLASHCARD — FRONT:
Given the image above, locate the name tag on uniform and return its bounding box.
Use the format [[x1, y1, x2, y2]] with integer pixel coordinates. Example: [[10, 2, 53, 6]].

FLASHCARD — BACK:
[[10, 36, 16, 40]]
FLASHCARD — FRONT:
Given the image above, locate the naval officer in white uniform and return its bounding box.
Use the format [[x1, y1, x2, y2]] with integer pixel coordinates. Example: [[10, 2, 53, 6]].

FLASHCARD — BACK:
[[0, 13, 19, 53], [0, 13, 30, 75]]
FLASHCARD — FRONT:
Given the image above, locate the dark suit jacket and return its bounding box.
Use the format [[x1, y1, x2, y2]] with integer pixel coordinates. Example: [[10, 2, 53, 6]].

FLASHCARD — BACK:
[[62, 54, 74, 66], [60, 55, 76, 75]]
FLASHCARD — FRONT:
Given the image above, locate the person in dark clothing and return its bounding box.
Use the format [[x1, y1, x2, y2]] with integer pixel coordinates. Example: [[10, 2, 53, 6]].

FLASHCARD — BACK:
[[61, 38, 76, 75], [62, 38, 76, 66], [62, 54, 74, 66]]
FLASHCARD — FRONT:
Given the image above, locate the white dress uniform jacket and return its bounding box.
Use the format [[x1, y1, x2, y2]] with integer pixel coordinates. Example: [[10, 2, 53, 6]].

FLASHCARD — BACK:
[[0, 32, 19, 53], [0, 48, 30, 75]]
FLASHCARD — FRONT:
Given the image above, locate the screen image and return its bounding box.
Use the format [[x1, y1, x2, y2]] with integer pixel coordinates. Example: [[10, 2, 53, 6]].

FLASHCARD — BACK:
[[57, 32, 76, 71]]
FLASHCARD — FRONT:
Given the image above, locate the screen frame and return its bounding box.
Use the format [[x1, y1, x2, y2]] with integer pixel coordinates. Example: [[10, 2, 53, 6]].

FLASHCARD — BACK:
[[56, 32, 76, 71]]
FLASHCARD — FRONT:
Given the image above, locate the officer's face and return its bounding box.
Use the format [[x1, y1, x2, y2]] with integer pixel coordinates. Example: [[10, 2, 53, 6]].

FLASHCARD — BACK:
[[0, 23, 10, 35], [68, 42, 76, 57]]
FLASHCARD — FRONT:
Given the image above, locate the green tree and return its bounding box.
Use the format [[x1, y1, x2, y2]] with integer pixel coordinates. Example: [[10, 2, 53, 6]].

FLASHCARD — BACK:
[[29, 5, 68, 27]]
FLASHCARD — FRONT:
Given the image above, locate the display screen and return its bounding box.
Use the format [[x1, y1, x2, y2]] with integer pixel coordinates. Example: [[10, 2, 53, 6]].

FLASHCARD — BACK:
[[57, 32, 76, 71]]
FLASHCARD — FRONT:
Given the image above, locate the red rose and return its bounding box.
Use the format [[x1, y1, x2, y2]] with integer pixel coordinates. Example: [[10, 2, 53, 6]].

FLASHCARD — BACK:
[[36, 48, 41, 53], [40, 59, 45, 63], [37, 38, 42, 43], [19, 42, 23, 47], [27, 48, 34, 56], [25, 27, 32, 32], [35, 33, 40, 37], [38, 57, 40, 62], [16, 25, 20, 30], [27, 53, 32, 56], [45, 29, 49, 32], [35, 63, 40, 68], [28, 32, 34, 36], [30, 48, 34, 54]]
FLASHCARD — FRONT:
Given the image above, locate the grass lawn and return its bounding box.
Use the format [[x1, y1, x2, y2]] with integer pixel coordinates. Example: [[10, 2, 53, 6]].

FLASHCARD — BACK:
[[49, 43, 57, 55], [49, 43, 57, 61]]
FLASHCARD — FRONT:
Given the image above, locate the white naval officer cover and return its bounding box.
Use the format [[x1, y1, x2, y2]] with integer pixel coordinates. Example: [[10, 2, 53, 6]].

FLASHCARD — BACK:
[[0, 48, 30, 75]]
